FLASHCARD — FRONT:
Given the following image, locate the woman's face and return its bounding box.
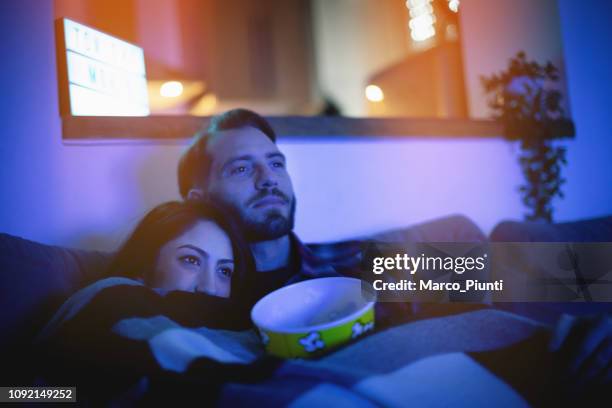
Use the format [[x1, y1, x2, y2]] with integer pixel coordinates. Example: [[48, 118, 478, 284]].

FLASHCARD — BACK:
[[153, 220, 234, 297]]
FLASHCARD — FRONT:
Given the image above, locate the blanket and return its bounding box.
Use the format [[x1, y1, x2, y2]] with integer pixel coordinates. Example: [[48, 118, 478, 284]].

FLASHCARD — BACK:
[[38, 277, 572, 406]]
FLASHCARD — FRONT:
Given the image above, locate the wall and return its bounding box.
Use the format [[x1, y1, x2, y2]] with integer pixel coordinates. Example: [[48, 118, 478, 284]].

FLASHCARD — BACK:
[[460, 0, 612, 222], [285, 137, 522, 242], [134, 0, 185, 76], [311, 0, 410, 116], [3, 0, 610, 252], [0, 0, 184, 251], [367, 43, 467, 117], [555, 0, 612, 221], [459, 0, 566, 119], [0, 0, 523, 250]]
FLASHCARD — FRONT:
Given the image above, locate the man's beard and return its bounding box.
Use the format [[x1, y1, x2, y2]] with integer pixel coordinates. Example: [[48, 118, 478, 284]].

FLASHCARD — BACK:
[[214, 190, 296, 243], [242, 197, 296, 242]]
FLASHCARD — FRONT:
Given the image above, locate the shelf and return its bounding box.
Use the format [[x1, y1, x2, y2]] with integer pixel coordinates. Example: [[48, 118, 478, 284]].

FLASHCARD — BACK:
[[61, 115, 504, 141]]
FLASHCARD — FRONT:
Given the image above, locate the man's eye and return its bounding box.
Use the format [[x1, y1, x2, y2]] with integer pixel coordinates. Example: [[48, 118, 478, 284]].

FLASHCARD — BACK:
[[218, 267, 233, 278], [271, 161, 285, 169], [230, 166, 249, 175], [180, 255, 201, 266]]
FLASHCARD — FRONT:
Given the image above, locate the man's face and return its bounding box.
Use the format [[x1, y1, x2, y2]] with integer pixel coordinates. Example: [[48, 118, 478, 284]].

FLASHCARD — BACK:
[[204, 127, 296, 242]]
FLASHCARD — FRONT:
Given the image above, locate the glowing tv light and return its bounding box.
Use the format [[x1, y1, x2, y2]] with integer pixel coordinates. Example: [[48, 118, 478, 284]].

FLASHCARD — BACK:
[[56, 18, 150, 116]]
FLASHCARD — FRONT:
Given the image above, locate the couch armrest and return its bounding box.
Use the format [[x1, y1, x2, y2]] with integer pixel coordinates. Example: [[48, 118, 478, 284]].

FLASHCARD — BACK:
[[0, 233, 112, 349]]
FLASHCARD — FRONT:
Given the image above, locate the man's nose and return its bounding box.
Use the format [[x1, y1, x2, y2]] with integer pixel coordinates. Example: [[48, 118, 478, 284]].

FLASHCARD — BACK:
[[255, 165, 278, 190]]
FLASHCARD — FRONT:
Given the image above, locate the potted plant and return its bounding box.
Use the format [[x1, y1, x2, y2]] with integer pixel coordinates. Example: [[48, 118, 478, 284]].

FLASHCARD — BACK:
[[481, 51, 575, 222]]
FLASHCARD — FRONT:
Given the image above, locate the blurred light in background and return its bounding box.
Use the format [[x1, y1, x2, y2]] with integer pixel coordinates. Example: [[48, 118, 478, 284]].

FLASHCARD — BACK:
[[160, 81, 184, 98], [365, 84, 384, 102], [406, 0, 436, 42], [147, 80, 206, 114], [190, 93, 218, 116], [448, 0, 460, 13]]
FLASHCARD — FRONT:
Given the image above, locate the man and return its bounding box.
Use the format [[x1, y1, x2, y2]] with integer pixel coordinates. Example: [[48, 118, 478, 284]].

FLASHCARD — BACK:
[[178, 109, 344, 307], [178, 109, 611, 392]]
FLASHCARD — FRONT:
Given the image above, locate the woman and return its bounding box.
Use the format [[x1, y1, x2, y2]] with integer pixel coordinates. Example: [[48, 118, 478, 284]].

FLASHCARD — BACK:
[[109, 200, 253, 301], [36, 200, 264, 404], [40, 200, 258, 343]]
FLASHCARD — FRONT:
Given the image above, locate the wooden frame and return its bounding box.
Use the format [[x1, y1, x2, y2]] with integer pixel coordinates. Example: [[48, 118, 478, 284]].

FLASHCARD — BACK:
[[61, 115, 504, 141], [55, 19, 71, 117]]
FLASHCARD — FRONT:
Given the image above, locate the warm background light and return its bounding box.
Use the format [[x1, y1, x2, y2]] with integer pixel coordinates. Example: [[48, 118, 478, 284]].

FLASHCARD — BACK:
[[406, 0, 436, 42], [365, 84, 384, 102], [189, 93, 218, 116], [147, 80, 206, 114], [159, 81, 184, 98]]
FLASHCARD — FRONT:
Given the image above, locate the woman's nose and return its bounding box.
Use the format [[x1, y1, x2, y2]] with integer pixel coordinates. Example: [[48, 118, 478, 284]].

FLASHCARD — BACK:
[[195, 269, 216, 295]]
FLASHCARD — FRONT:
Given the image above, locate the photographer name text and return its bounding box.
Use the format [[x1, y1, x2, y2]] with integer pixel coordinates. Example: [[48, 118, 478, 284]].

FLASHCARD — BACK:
[[370, 252, 503, 293]]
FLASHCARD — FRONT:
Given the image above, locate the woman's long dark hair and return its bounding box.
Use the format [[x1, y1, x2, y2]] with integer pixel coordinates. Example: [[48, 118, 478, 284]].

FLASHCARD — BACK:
[[108, 200, 254, 305]]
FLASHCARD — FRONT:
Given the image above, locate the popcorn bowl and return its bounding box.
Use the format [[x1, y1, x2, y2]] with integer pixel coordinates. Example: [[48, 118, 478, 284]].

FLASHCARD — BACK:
[[251, 277, 376, 358]]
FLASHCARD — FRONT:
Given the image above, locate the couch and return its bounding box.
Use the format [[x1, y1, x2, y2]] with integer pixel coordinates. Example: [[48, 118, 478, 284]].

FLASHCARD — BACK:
[[490, 215, 612, 323], [1, 214, 611, 370]]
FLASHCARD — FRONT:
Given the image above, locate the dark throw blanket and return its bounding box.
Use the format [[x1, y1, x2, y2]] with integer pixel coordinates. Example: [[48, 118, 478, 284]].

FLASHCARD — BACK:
[[37, 278, 583, 406]]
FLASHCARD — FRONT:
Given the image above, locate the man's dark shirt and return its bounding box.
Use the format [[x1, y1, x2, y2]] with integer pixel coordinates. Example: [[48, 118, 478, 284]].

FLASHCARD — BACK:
[[248, 265, 294, 307], [264, 233, 488, 328], [246, 233, 416, 328]]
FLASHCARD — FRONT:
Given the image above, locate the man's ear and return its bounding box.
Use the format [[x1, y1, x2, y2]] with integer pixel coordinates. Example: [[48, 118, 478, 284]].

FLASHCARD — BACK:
[[186, 188, 205, 201]]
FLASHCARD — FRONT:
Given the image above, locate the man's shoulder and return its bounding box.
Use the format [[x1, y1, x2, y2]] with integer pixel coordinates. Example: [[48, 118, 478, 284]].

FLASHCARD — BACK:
[[290, 234, 364, 280], [303, 240, 363, 267]]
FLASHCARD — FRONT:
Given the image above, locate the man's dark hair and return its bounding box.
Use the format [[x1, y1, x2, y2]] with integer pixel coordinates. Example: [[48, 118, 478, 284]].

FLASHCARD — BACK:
[[178, 109, 276, 199], [208, 108, 276, 141]]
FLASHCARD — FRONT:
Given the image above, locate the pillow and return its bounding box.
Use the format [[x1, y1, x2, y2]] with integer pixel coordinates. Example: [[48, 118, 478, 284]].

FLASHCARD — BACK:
[[0, 233, 112, 349]]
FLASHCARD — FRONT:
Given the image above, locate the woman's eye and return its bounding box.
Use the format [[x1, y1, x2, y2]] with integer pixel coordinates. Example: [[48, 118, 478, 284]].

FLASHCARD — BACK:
[[180, 255, 201, 267], [218, 267, 233, 278]]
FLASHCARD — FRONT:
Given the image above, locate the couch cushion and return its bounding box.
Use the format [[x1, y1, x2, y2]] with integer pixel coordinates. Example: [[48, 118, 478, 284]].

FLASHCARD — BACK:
[[306, 214, 486, 268], [365, 214, 487, 243], [0, 233, 112, 349], [489, 216, 612, 323], [490, 216, 612, 242]]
